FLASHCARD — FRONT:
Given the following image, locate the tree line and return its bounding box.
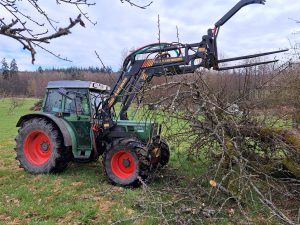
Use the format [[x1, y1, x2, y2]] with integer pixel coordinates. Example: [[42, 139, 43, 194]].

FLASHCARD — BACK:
[[1, 57, 299, 115], [37, 66, 113, 74], [0, 58, 117, 97]]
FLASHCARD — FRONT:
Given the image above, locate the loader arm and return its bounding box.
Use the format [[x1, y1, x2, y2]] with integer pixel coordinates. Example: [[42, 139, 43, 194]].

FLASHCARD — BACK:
[[213, 0, 266, 64], [215, 0, 266, 28], [100, 0, 287, 130]]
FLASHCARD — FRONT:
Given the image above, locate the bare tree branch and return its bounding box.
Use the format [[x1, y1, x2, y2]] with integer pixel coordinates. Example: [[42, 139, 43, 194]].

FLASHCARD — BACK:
[[0, 0, 95, 63], [120, 0, 153, 9]]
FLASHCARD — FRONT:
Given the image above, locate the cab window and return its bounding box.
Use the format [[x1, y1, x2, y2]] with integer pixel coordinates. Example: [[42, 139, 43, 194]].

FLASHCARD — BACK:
[[64, 91, 90, 116], [44, 90, 63, 113]]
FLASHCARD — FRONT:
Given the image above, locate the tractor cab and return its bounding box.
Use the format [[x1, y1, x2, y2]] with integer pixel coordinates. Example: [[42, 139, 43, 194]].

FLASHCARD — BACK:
[[42, 80, 111, 160], [44, 80, 110, 117]]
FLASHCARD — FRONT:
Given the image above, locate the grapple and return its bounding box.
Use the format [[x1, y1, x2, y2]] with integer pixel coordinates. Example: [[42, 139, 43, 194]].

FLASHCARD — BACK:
[[119, 0, 287, 75], [102, 0, 288, 124]]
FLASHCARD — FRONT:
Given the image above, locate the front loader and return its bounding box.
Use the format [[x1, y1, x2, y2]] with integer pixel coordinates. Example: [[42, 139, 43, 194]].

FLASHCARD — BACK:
[[15, 0, 287, 186]]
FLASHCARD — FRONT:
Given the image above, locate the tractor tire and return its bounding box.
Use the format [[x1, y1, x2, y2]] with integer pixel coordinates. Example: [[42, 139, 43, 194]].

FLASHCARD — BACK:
[[15, 118, 71, 174], [159, 139, 170, 167], [102, 138, 150, 186]]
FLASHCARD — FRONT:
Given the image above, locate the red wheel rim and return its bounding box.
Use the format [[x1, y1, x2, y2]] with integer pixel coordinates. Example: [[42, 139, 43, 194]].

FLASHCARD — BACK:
[[111, 150, 136, 179], [24, 131, 52, 166]]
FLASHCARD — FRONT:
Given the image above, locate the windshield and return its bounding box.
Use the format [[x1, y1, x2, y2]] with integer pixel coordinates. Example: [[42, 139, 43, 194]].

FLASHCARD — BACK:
[[44, 89, 63, 113]]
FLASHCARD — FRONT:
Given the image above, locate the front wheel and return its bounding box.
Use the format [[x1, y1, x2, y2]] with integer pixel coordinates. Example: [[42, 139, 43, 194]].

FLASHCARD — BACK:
[[102, 139, 150, 186]]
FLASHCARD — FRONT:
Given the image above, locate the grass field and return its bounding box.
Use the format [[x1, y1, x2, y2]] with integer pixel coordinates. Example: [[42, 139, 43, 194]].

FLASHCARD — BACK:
[[0, 98, 211, 224]]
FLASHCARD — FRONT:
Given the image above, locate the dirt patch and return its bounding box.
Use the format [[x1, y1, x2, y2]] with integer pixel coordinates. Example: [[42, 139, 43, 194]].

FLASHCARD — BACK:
[[52, 178, 63, 194], [31, 175, 43, 182], [0, 214, 12, 222], [57, 210, 81, 224], [95, 198, 114, 213], [0, 214, 22, 225], [71, 182, 84, 187]]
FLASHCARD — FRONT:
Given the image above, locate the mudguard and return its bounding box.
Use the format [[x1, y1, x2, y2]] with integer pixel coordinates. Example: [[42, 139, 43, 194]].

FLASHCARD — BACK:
[[16, 113, 76, 148]]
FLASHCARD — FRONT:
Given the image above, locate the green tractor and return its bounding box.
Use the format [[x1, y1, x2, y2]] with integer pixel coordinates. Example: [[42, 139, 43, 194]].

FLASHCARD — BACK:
[[15, 80, 169, 186], [16, 0, 287, 186]]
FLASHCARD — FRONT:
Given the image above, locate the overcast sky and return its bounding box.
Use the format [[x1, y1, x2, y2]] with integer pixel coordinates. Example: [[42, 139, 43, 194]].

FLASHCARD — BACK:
[[0, 0, 299, 71]]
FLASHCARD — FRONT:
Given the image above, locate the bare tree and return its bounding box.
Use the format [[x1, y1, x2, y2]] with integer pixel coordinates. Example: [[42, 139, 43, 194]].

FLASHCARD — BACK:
[[0, 0, 152, 64], [0, 0, 97, 63]]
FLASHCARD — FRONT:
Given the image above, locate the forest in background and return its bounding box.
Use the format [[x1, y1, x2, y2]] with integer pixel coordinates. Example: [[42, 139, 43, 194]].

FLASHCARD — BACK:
[[1, 57, 299, 115]]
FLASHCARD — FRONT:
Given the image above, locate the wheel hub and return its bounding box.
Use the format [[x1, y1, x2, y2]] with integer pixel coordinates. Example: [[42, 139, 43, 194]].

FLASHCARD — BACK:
[[40, 141, 49, 152], [122, 159, 130, 168]]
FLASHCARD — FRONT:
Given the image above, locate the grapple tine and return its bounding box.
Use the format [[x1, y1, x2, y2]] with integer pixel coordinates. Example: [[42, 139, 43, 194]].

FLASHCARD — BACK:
[[217, 59, 278, 71], [218, 49, 288, 64], [215, 0, 267, 27]]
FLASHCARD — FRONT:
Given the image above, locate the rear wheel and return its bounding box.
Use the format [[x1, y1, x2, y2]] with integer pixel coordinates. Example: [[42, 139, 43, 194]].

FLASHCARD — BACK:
[[102, 139, 150, 186], [15, 118, 71, 174]]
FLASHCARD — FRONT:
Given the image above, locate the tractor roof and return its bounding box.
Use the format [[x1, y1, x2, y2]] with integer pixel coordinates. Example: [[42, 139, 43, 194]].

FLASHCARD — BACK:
[[47, 80, 111, 91]]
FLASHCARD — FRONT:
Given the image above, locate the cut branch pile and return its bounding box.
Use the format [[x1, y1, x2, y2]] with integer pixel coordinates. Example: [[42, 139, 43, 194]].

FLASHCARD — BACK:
[[124, 62, 300, 224]]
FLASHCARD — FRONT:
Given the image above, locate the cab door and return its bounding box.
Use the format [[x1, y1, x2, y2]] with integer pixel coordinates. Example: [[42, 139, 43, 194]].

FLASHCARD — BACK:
[[62, 90, 92, 159]]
